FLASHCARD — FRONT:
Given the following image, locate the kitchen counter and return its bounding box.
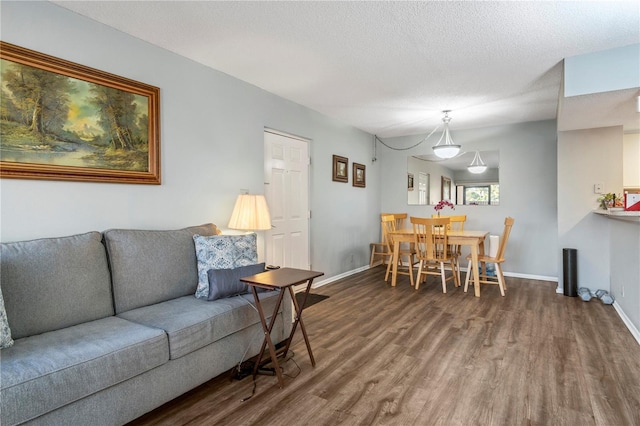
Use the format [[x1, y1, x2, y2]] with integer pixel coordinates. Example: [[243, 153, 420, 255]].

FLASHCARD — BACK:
[[593, 209, 640, 222]]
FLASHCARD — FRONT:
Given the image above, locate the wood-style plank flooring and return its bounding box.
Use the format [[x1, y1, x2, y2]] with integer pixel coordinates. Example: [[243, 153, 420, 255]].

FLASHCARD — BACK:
[[127, 266, 640, 426]]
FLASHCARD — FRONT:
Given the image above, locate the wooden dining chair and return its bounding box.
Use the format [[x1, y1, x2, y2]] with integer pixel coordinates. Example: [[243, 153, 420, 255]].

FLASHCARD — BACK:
[[381, 214, 415, 286], [431, 214, 466, 283], [369, 242, 388, 267], [411, 216, 459, 293], [369, 233, 388, 267], [464, 217, 515, 297], [370, 213, 408, 267], [391, 213, 408, 229]]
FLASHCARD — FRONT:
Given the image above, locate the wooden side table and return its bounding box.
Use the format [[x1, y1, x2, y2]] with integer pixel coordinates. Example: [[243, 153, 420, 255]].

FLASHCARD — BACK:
[[240, 267, 324, 387]]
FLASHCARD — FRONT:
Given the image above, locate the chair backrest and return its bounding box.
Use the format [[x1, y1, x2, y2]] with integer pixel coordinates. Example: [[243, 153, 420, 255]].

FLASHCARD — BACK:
[[432, 214, 466, 231], [411, 216, 451, 261], [381, 214, 399, 253], [495, 217, 515, 262], [384, 212, 407, 229], [379, 213, 407, 244]]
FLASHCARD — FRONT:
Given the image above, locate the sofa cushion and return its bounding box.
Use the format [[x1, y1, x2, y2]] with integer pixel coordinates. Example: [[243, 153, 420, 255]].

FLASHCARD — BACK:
[[207, 262, 266, 301], [104, 223, 218, 314], [0, 316, 168, 426], [193, 233, 258, 299], [118, 291, 282, 360], [0, 232, 113, 339]]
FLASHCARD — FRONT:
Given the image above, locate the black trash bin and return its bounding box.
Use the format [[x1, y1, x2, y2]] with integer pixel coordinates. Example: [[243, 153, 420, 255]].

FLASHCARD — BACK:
[[563, 248, 578, 297]]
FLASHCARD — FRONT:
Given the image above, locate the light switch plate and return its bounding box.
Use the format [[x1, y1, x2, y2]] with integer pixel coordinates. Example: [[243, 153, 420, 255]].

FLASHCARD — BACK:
[[594, 183, 604, 193]]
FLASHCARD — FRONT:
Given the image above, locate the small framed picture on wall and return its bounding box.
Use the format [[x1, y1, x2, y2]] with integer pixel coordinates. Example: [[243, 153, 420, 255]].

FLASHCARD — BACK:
[[332, 155, 348, 182], [353, 163, 366, 188]]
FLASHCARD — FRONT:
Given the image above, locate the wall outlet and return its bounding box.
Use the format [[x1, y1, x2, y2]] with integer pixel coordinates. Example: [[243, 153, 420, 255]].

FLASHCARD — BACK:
[[594, 183, 604, 194], [621, 285, 625, 298]]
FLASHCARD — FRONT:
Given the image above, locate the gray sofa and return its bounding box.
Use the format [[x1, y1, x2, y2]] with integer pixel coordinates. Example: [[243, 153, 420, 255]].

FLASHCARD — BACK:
[[0, 224, 292, 426]]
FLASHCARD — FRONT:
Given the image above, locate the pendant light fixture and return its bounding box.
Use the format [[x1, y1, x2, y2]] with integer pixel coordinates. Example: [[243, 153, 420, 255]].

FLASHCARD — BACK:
[[468, 150, 487, 174], [432, 110, 461, 159]]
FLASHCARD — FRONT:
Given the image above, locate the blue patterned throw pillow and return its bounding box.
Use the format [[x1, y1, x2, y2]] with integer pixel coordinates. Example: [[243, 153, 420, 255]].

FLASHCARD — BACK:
[[193, 233, 258, 299], [0, 286, 14, 349], [232, 233, 259, 266]]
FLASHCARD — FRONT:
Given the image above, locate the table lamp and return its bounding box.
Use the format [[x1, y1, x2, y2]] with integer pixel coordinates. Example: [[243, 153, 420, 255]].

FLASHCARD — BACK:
[[227, 194, 272, 231]]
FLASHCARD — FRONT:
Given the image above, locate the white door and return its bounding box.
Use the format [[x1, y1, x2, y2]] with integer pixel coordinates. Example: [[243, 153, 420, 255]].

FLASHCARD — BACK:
[[264, 130, 310, 270], [418, 172, 429, 205]]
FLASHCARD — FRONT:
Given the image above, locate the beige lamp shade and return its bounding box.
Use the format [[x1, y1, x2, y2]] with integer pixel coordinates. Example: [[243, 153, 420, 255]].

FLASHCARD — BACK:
[[227, 194, 272, 231]]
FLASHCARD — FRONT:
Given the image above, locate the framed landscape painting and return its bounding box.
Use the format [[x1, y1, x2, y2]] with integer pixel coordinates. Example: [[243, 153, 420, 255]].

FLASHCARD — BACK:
[[0, 42, 161, 184]]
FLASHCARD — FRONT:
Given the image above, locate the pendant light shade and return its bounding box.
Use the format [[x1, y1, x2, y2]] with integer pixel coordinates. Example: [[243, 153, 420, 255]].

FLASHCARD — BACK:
[[468, 150, 488, 174], [432, 110, 461, 159]]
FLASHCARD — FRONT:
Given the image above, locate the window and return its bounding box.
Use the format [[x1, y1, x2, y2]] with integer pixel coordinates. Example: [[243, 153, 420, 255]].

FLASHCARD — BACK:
[[457, 184, 499, 205]]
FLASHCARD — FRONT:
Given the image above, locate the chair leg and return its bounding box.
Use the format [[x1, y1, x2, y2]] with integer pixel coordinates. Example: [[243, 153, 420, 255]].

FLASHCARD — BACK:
[[393, 256, 403, 283], [370, 245, 375, 267], [452, 260, 460, 288], [385, 258, 392, 282], [415, 260, 423, 290], [497, 263, 506, 290], [496, 264, 506, 296], [464, 259, 472, 292], [451, 257, 459, 287], [408, 255, 415, 287], [440, 262, 447, 293]]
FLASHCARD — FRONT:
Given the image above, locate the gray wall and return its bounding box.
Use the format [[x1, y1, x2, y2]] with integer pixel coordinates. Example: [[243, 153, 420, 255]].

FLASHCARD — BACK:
[[0, 1, 381, 280], [379, 120, 559, 279], [557, 126, 624, 292], [609, 218, 640, 338], [557, 126, 640, 338]]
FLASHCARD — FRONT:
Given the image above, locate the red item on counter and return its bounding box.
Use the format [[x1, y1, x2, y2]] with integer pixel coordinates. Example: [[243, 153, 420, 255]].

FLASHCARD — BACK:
[[624, 193, 640, 211]]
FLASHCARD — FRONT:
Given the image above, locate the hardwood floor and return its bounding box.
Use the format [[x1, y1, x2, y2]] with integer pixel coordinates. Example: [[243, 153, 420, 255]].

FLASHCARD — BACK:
[[127, 267, 640, 426]]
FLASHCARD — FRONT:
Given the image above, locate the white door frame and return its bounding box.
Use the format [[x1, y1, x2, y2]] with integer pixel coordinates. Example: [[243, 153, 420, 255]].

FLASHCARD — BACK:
[[263, 128, 311, 270]]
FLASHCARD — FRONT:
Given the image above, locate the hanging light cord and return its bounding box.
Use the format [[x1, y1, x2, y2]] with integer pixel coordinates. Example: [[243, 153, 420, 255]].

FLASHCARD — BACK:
[[374, 124, 441, 151], [470, 151, 482, 166]]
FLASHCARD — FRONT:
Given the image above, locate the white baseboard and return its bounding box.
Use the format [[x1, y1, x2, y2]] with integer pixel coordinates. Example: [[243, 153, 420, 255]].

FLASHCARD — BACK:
[[311, 265, 370, 289], [612, 302, 640, 346], [314, 266, 558, 289], [460, 267, 558, 284], [502, 271, 558, 282]]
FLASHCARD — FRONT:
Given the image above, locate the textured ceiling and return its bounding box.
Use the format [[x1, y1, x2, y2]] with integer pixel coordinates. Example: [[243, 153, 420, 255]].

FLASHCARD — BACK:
[[52, 1, 640, 137]]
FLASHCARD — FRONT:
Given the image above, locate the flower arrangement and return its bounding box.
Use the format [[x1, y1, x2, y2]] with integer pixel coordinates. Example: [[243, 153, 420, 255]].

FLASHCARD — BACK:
[[434, 200, 455, 213], [597, 193, 623, 210]]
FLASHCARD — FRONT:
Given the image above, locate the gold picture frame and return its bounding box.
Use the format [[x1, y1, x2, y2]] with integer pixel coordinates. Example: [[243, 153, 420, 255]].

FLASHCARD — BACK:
[[332, 155, 348, 182], [0, 42, 161, 184]]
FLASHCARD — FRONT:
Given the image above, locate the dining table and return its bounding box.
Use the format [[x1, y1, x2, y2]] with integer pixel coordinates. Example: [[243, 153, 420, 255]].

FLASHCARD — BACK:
[[387, 227, 490, 297]]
